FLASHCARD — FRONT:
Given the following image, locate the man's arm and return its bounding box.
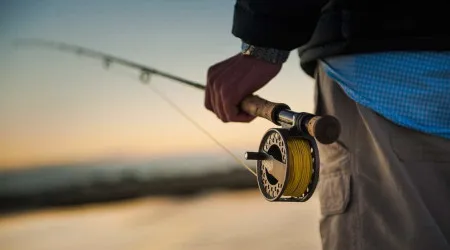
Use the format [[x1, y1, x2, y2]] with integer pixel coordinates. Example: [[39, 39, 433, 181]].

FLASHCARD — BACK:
[[205, 1, 325, 122], [232, 0, 326, 51]]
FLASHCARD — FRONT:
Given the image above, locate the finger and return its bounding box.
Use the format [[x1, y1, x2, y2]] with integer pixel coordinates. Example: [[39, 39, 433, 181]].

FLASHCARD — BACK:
[[205, 54, 240, 113], [220, 88, 256, 123], [222, 99, 239, 122], [223, 104, 256, 123], [212, 82, 227, 122], [216, 60, 252, 122], [220, 85, 244, 122], [204, 83, 212, 111], [231, 113, 256, 123], [211, 56, 248, 121], [205, 68, 219, 112], [219, 64, 256, 121]]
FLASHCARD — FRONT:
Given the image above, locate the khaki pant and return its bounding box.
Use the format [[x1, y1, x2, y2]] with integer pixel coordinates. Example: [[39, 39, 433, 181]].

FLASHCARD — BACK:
[[315, 64, 450, 250]]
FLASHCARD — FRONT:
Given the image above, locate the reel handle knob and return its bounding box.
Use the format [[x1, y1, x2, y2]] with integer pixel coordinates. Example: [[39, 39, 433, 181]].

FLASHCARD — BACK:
[[244, 151, 268, 161], [303, 115, 341, 145]]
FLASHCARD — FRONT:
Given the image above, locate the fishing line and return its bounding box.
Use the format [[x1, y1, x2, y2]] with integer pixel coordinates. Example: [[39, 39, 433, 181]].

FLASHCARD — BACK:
[[143, 81, 257, 176], [283, 138, 313, 197]]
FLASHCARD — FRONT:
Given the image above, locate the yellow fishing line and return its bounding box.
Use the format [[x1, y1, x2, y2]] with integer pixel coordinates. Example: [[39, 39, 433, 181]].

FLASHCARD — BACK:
[[283, 138, 313, 197]]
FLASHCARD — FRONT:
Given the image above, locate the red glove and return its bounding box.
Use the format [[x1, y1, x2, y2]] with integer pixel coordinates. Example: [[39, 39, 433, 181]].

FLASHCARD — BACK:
[[205, 54, 282, 122]]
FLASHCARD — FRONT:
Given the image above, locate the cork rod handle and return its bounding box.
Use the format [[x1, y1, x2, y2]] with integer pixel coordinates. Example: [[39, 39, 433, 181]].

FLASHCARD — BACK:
[[240, 95, 290, 124]]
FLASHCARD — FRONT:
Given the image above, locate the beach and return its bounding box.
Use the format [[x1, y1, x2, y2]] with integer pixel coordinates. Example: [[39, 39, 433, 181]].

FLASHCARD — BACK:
[[0, 190, 322, 250]]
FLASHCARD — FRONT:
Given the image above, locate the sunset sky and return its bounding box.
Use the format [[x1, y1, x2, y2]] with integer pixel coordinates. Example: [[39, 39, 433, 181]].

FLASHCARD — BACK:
[[0, 1, 315, 168]]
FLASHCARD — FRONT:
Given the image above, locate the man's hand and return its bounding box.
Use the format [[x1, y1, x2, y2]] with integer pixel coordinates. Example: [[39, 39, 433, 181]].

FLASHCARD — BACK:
[[205, 54, 282, 122]]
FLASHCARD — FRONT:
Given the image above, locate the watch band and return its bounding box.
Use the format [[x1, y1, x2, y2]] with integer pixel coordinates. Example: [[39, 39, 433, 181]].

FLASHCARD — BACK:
[[241, 42, 290, 64]]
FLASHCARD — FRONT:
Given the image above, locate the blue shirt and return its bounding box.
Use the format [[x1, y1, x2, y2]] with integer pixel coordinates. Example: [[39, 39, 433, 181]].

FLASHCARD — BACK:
[[322, 52, 450, 139]]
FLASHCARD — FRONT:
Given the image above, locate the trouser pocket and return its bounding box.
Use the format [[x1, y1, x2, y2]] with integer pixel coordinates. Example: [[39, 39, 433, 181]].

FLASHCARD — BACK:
[[317, 141, 357, 250], [317, 141, 352, 216]]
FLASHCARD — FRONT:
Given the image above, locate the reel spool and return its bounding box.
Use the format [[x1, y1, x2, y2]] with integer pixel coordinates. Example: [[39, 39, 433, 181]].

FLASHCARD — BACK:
[[245, 128, 320, 202]]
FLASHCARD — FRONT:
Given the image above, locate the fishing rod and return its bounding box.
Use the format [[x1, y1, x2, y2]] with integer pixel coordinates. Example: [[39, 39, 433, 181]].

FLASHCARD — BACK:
[[15, 39, 341, 202]]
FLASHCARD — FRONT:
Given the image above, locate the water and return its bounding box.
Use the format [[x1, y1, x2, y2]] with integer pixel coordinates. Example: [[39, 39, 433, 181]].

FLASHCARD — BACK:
[[0, 190, 322, 250]]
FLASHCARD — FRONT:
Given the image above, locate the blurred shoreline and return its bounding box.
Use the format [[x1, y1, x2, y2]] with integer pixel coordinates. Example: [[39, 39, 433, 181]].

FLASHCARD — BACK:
[[0, 155, 257, 214], [1, 167, 256, 214]]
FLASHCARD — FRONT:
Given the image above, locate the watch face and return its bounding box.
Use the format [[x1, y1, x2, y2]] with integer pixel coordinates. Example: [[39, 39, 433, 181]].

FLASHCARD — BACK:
[[241, 43, 254, 55]]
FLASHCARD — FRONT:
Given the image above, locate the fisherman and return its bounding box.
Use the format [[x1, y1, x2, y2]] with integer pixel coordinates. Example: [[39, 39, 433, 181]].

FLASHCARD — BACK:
[[204, 1, 450, 249]]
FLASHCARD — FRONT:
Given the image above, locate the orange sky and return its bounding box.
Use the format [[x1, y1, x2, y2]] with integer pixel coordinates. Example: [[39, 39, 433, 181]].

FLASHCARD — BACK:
[[0, 1, 315, 169]]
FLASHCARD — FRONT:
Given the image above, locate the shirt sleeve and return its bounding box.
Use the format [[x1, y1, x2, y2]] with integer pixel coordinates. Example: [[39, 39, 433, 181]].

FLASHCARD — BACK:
[[232, 0, 326, 51]]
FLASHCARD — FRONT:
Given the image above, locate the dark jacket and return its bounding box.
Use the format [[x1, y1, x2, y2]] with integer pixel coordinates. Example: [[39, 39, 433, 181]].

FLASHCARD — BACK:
[[232, 0, 450, 77]]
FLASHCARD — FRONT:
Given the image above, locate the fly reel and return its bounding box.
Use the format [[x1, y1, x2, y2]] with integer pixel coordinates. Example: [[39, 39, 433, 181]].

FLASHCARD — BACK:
[[245, 128, 320, 202]]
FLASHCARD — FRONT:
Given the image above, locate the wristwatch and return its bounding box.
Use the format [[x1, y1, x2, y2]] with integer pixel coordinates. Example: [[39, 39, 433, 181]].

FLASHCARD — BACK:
[[241, 42, 290, 64]]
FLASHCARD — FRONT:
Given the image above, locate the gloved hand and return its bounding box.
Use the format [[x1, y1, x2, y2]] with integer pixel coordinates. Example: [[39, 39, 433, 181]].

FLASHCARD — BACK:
[[205, 54, 282, 122]]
